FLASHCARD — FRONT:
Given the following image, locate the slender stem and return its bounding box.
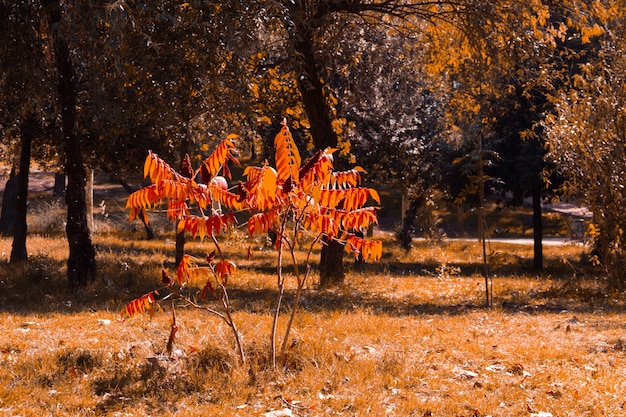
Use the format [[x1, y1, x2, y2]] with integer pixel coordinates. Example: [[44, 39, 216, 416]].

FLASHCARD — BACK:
[[271, 211, 289, 369], [279, 233, 320, 360], [211, 231, 246, 364], [279, 244, 301, 359], [210, 231, 226, 261], [219, 283, 246, 364], [478, 132, 490, 307], [168, 285, 226, 320]]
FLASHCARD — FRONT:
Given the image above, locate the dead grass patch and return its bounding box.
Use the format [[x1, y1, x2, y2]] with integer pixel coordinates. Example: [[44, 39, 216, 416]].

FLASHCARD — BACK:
[[0, 235, 624, 416]]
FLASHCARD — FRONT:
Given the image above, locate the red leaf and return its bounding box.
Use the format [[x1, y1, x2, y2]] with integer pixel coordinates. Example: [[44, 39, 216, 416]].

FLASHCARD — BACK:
[[176, 254, 194, 284], [215, 261, 236, 284], [122, 291, 158, 317], [200, 279, 216, 299], [166, 308, 178, 355], [161, 270, 173, 286]]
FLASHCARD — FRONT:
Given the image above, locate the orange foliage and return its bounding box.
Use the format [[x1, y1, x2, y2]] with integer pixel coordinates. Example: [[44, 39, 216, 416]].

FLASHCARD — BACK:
[[346, 234, 383, 262], [122, 291, 158, 317], [274, 118, 301, 183], [124, 121, 383, 366], [247, 210, 279, 236], [126, 136, 241, 224], [199, 136, 238, 180], [243, 120, 382, 252], [127, 122, 382, 269], [177, 213, 237, 239]]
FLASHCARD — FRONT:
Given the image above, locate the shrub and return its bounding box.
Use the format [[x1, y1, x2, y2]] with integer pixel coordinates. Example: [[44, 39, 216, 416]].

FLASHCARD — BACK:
[[124, 120, 382, 368]]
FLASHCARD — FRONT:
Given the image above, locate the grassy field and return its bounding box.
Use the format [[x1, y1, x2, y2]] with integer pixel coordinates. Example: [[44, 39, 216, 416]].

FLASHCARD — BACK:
[[0, 223, 624, 416]]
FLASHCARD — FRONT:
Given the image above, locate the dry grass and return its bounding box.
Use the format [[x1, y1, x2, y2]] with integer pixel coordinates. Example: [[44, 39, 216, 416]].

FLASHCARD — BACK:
[[0, 231, 625, 416]]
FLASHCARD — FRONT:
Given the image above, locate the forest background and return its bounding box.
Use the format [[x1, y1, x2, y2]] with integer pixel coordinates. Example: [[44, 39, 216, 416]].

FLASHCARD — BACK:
[[1, 1, 626, 416], [2, 0, 626, 289]]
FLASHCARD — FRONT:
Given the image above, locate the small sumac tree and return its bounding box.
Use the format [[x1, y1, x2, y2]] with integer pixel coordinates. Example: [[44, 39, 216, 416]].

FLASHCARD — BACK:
[[124, 136, 246, 362], [124, 120, 382, 368]]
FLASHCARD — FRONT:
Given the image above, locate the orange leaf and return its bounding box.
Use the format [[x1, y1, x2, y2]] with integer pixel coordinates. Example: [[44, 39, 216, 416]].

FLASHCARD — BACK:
[[324, 207, 378, 231], [247, 210, 277, 236], [176, 254, 195, 285], [122, 291, 158, 317], [274, 120, 301, 183], [346, 235, 383, 262], [210, 186, 245, 211], [177, 213, 237, 239], [246, 164, 278, 211], [329, 168, 364, 189], [298, 149, 334, 192], [214, 261, 236, 284], [126, 185, 160, 212], [144, 151, 177, 185], [199, 138, 239, 180], [168, 200, 190, 222]]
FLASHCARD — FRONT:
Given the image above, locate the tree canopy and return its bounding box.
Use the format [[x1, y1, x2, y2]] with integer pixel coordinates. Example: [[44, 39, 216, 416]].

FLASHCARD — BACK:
[[1, 0, 626, 290]]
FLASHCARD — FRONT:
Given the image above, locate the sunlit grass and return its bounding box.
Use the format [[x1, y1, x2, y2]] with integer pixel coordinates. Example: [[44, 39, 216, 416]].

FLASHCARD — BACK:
[[0, 229, 623, 416]]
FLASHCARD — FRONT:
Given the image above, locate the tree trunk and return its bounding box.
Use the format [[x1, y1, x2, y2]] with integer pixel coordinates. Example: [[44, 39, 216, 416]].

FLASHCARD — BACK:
[[49, 2, 97, 289], [0, 167, 18, 235], [53, 172, 65, 198], [290, 21, 345, 285], [398, 197, 421, 251], [86, 168, 94, 233], [105, 169, 154, 240], [532, 183, 543, 271], [175, 147, 190, 266], [10, 116, 34, 263], [319, 237, 345, 288], [292, 31, 338, 151]]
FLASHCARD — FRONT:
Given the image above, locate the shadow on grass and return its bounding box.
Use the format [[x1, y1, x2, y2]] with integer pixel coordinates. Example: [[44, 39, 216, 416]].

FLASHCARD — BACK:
[[0, 253, 163, 315], [0, 249, 621, 317], [225, 280, 621, 319]]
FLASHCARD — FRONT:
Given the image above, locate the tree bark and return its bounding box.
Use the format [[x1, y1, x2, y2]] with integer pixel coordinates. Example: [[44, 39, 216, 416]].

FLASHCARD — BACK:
[[49, 1, 97, 289], [53, 172, 65, 198], [104, 169, 154, 240], [292, 31, 338, 151], [175, 146, 190, 267], [398, 197, 421, 251], [10, 117, 34, 263], [290, 19, 345, 285], [0, 167, 18, 235], [86, 168, 94, 233], [319, 237, 345, 288], [532, 183, 543, 271]]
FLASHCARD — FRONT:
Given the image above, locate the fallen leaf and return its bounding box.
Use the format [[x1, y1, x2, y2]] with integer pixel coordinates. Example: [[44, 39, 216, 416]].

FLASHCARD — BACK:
[[453, 366, 478, 379], [485, 364, 506, 372], [263, 409, 293, 417]]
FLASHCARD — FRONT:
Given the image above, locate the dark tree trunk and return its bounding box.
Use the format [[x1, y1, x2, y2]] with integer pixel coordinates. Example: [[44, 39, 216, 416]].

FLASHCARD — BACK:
[[175, 222, 186, 265], [49, 2, 97, 289], [319, 237, 345, 288], [53, 172, 65, 198], [175, 125, 191, 266], [292, 32, 338, 151], [290, 21, 345, 285], [10, 116, 34, 263], [532, 184, 543, 271], [398, 198, 421, 251], [0, 167, 18, 235], [105, 170, 154, 240]]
